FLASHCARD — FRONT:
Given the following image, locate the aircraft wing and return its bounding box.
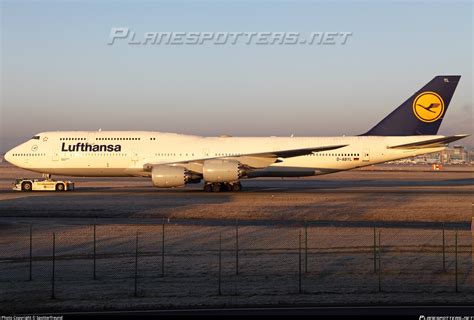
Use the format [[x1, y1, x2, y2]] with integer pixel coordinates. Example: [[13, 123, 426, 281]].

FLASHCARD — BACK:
[[387, 134, 469, 149], [143, 144, 348, 172], [245, 144, 349, 158]]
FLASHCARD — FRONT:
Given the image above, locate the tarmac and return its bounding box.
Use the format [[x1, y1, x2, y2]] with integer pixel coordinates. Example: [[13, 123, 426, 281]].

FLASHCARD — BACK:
[[0, 163, 473, 224], [0, 163, 473, 313]]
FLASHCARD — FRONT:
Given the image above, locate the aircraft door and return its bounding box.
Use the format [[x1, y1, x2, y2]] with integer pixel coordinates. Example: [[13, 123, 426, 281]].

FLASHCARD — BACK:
[[131, 151, 139, 161], [362, 149, 370, 162], [87, 132, 96, 145], [131, 143, 139, 162], [84, 132, 96, 167]]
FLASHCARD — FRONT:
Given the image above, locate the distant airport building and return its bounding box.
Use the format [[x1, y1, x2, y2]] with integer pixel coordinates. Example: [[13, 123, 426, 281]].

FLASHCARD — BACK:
[[440, 145, 468, 164], [469, 150, 474, 164], [390, 145, 471, 165]]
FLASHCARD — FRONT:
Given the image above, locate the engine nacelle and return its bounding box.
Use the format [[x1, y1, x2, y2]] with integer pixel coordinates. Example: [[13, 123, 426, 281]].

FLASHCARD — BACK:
[[203, 159, 244, 183], [151, 165, 200, 188]]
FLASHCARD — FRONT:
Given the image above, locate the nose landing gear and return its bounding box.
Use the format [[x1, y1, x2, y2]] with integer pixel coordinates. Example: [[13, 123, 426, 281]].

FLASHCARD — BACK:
[[203, 182, 242, 192]]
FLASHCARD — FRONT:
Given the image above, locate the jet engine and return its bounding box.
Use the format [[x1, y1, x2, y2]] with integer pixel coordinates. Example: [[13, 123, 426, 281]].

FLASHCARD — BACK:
[[202, 159, 245, 183], [151, 165, 200, 188]]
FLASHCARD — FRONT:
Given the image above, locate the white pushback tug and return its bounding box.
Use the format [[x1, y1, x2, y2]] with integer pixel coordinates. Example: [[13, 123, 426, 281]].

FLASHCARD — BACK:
[[13, 178, 74, 192]]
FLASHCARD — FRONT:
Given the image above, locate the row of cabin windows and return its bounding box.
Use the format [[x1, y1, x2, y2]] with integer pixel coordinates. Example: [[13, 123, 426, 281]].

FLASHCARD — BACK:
[[11, 153, 128, 157], [60, 137, 142, 141], [11, 152, 360, 158], [12, 153, 46, 157], [155, 153, 195, 157], [310, 153, 360, 157], [152, 152, 358, 157], [97, 137, 141, 141], [215, 153, 242, 156], [77, 153, 128, 156]]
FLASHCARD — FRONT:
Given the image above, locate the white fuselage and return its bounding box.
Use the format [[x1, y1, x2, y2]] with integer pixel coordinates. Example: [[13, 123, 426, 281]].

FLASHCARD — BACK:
[[5, 131, 445, 178]]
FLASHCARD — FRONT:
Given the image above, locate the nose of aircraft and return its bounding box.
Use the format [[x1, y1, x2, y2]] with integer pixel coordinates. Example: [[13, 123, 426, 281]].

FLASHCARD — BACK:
[[4, 150, 12, 164]]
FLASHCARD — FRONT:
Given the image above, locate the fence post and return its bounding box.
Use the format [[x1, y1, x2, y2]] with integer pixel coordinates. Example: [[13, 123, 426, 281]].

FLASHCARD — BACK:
[[235, 219, 239, 276], [378, 230, 382, 293], [161, 219, 165, 277], [304, 220, 308, 274], [442, 224, 446, 273], [29, 224, 32, 281], [51, 232, 56, 299], [299, 229, 302, 294], [455, 230, 458, 293], [373, 227, 377, 273], [93, 224, 96, 280], [134, 232, 139, 297], [471, 203, 473, 288], [218, 232, 222, 296]]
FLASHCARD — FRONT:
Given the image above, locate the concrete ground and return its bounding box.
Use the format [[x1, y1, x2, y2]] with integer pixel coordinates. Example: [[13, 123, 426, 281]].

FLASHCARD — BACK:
[[0, 163, 473, 223], [0, 163, 473, 313]]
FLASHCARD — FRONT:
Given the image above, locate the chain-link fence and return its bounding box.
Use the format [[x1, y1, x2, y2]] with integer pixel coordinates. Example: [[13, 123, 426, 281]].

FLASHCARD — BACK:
[[0, 221, 472, 310]]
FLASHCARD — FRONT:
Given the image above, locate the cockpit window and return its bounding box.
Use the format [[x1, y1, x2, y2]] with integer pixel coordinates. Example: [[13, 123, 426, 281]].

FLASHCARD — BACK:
[[31, 136, 40, 140]]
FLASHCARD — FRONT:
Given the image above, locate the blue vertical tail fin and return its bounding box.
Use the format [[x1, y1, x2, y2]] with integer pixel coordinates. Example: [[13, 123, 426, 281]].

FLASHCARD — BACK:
[[363, 76, 461, 136]]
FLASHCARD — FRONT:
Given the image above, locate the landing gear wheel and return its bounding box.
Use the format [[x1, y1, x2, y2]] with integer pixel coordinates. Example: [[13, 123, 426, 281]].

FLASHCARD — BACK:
[[211, 183, 221, 192], [22, 182, 32, 192], [56, 183, 65, 192], [204, 183, 212, 192], [232, 182, 242, 192]]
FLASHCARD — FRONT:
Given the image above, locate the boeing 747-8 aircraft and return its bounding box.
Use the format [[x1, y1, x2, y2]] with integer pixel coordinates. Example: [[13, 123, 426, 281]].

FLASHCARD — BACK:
[[4, 76, 468, 192]]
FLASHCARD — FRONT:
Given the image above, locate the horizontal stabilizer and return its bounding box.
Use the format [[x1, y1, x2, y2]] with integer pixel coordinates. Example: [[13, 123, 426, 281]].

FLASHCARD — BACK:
[[387, 134, 469, 149]]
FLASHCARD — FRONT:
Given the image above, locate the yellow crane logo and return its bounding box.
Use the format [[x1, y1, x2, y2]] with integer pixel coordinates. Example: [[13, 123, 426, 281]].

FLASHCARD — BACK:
[[412, 91, 445, 123]]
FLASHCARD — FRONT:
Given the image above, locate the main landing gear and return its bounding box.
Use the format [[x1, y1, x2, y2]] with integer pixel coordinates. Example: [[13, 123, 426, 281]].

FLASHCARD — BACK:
[[203, 182, 242, 192]]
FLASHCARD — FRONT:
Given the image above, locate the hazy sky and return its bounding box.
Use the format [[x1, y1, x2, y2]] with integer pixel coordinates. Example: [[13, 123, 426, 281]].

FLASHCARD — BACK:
[[1, 0, 472, 153]]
